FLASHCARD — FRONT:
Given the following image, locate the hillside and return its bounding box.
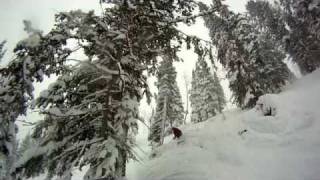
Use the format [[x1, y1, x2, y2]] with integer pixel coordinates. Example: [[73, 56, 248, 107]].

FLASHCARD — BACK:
[[133, 69, 320, 180]]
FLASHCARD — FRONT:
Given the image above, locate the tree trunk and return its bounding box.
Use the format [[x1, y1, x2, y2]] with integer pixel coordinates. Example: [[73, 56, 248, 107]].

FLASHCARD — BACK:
[[184, 90, 189, 125], [102, 93, 128, 180], [183, 73, 190, 125], [160, 96, 167, 145], [115, 125, 128, 178]]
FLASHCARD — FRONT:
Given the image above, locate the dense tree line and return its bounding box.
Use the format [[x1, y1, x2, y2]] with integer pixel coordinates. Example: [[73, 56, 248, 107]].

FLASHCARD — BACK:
[[201, 1, 293, 108]]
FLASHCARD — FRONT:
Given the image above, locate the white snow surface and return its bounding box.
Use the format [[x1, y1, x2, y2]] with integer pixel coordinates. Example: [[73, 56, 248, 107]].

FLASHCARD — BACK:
[[133, 69, 320, 180]]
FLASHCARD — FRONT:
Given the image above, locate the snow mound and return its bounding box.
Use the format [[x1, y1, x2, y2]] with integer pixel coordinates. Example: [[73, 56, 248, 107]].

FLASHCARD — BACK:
[[135, 69, 320, 180]]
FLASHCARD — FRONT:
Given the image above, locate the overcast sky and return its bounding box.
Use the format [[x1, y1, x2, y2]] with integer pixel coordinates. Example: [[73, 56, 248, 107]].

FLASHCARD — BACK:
[[0, 0, 248, 140]]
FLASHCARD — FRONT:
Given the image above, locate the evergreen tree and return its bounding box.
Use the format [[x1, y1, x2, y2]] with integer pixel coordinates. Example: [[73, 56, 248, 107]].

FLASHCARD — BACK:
[[212, 71, 226, 113], [8, 1, 222, 180], [0, 40, 20, 180], [0, 41, 6, 63], [0, 20, 69, 180], [0, 40, 10, 179], [16, 63, 140, 180], [280, 0, 320, 74], [246, 0, 288, 44], [149, 56, 184, 146], [201, 3, 291, 108], [190, 57, 225, 123], [246, 0, 320, 74]]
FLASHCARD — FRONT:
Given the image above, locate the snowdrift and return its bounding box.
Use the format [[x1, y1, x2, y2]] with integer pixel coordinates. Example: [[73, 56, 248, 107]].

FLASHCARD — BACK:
[[135, 69, 320, 180]]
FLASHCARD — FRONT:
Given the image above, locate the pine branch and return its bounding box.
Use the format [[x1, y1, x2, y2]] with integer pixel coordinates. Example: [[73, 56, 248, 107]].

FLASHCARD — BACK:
[[16, 119, 37, 126], [169, 9, 220, 24], [176, 28, 214, 46], [51, 138, 104, 162]]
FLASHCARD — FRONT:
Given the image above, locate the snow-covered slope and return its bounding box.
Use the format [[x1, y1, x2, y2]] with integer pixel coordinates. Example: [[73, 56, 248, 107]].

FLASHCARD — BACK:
[[135, 69, 320, 180]]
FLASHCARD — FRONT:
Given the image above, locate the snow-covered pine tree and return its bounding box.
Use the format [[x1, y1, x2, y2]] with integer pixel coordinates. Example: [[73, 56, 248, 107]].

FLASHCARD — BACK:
[[279, 0, 320, 74], [190, 57, 225, 123], [245, 1, 291, 77], [201, 3, 291, 108], [182, 73, 191, 124], [0, 43, 5, 171], [12, 1, 223, 179], [15, 63, 140, 180], [149, 56, 184, 146], [0, 19, 72, 180], [212, 71, 226, 113], [246, 0, 320, 74], [190, 69, 200, 122], [0, 40, 10, 179], [246, 0, 288, 44], [0, 41, 6, 63]]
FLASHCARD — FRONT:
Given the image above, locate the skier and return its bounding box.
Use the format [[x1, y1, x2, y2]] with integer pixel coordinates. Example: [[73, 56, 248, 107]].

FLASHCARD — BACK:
[[171, 127, 182, 139]]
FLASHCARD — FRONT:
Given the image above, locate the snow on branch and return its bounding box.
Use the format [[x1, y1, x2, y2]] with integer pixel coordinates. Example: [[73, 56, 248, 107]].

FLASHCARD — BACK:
[[168, 9, 220, 24]]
